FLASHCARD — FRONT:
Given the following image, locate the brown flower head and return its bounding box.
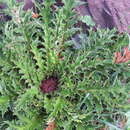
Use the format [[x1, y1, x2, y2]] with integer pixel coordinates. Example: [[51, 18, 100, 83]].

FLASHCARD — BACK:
[[113, 47, 130, 64], [40, 77, 58, 93], [32, 12, 39, 18], [45, 121, 55, 130]]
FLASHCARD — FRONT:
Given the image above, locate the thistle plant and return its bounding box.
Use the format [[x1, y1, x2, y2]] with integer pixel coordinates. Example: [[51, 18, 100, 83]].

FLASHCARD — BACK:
[[0, 0, 130, 130]]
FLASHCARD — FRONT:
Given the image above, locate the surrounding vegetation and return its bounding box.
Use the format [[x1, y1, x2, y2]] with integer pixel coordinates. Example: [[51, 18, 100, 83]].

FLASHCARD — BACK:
[[1, 0, 130, 129]]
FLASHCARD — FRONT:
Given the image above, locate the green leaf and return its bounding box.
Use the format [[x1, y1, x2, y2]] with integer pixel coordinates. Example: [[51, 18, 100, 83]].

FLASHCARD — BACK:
[[80, 15, 95, 26]]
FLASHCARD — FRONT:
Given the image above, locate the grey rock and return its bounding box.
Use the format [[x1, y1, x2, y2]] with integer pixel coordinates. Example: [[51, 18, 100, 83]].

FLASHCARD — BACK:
[[76, 0, 130, 33]]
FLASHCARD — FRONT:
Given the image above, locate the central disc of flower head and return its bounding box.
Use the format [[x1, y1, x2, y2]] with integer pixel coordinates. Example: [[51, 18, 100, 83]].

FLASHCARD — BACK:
[[40, 77, 58, 93]]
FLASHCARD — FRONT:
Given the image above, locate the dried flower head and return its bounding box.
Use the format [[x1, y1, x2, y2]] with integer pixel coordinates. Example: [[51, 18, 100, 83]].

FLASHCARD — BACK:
[[45, 118, 55, 130], [45, 121, 55, 130], [40, 77, 58, 93], [113, 47, 130, 64], [11, 8, 21, 24], [32, 12, 39, 18]]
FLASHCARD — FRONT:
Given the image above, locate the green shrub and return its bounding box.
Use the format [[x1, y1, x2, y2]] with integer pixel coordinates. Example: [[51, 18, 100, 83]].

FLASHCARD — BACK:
[[0, 0, 130, 129]]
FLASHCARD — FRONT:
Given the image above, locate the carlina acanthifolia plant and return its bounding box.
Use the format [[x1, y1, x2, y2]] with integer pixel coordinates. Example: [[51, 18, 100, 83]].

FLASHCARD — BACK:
[[0, 0, 130, 130]]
